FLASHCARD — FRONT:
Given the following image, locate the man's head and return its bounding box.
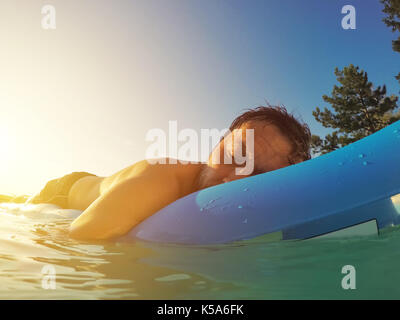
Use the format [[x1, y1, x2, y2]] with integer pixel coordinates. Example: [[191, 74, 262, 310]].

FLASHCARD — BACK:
[[197, 105, 311, 189]]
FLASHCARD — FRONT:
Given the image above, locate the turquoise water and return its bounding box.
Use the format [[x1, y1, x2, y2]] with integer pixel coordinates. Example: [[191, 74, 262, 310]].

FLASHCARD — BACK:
[[0, 203, 399, 299]]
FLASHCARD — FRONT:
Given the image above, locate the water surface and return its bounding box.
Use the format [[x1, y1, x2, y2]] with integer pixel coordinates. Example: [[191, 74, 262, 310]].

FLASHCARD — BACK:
[[0, 203, 398, 299]]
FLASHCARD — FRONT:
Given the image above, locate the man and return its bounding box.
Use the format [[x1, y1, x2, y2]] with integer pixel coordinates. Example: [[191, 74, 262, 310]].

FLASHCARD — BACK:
[[28, 106, 311, 240]]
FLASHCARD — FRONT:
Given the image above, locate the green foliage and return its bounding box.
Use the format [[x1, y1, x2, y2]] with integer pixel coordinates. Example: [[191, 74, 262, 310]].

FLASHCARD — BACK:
[[381, 0, 400, 83], [311, 65, 400, 155]]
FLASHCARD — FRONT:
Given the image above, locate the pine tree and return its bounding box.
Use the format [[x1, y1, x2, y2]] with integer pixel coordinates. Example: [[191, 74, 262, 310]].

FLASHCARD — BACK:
[[311, 64, 399, 155], [381, 0, 400, 83]]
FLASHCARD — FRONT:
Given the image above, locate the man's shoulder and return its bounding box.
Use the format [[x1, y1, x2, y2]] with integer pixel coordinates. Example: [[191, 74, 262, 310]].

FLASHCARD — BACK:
[[127, 158, 205, 194], [143, 158, 205, 195], [102, 158, 204, 195]]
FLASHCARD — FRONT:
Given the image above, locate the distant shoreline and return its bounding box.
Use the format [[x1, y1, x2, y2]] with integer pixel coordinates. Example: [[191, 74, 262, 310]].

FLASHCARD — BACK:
[[0, 194, 29, 204]]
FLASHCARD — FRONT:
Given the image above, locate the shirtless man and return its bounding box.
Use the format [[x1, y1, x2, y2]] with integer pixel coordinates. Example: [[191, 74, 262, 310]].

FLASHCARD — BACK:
[[28, 106, 311, 240]]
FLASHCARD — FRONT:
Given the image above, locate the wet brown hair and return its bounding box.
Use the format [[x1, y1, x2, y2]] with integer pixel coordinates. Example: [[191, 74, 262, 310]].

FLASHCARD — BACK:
[[229, 105, 312, 162]]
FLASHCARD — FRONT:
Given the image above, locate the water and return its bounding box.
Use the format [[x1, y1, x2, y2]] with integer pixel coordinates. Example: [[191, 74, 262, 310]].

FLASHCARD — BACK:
[[0, 203, 400, 299]]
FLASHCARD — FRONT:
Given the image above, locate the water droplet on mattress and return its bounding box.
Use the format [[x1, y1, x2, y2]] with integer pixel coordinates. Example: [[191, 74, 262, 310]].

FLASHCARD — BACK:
[[208, 199, 215, 204], [243, 218, 248, 223], [362, 161, 369, 166], [238, 205, 243, 209], [243, 188, 249, 192], [394, 129, 399, 134], [338, 162, 344, 166], [358, 153, 365, 158], [200, 208, 204, 212]]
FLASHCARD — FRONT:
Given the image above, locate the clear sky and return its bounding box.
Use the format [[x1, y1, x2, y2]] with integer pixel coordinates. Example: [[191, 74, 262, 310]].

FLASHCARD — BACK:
[[0, 0, 399, 195]]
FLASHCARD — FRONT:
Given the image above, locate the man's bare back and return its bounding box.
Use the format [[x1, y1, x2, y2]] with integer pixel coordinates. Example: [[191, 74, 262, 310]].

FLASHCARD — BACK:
[[30, 160, 203, 240], [26, 106, 312, 241]]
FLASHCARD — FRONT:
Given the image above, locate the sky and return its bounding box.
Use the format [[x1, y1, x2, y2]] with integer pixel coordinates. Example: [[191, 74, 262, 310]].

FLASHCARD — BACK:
[[0, 0, 399, 195]]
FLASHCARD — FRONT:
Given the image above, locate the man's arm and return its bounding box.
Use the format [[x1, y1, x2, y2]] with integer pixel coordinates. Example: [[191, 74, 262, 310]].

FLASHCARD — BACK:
[[69, 162, 202, 240], [69, 171, 180, 240]]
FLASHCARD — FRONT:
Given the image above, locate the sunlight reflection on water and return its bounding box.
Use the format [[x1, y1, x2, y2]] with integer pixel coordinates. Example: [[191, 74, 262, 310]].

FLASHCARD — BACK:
[[1, 203, 400, 299]]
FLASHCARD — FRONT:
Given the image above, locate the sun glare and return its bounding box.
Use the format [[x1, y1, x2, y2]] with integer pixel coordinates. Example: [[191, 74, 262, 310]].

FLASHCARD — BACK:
[[0, 126, 15, 165]]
